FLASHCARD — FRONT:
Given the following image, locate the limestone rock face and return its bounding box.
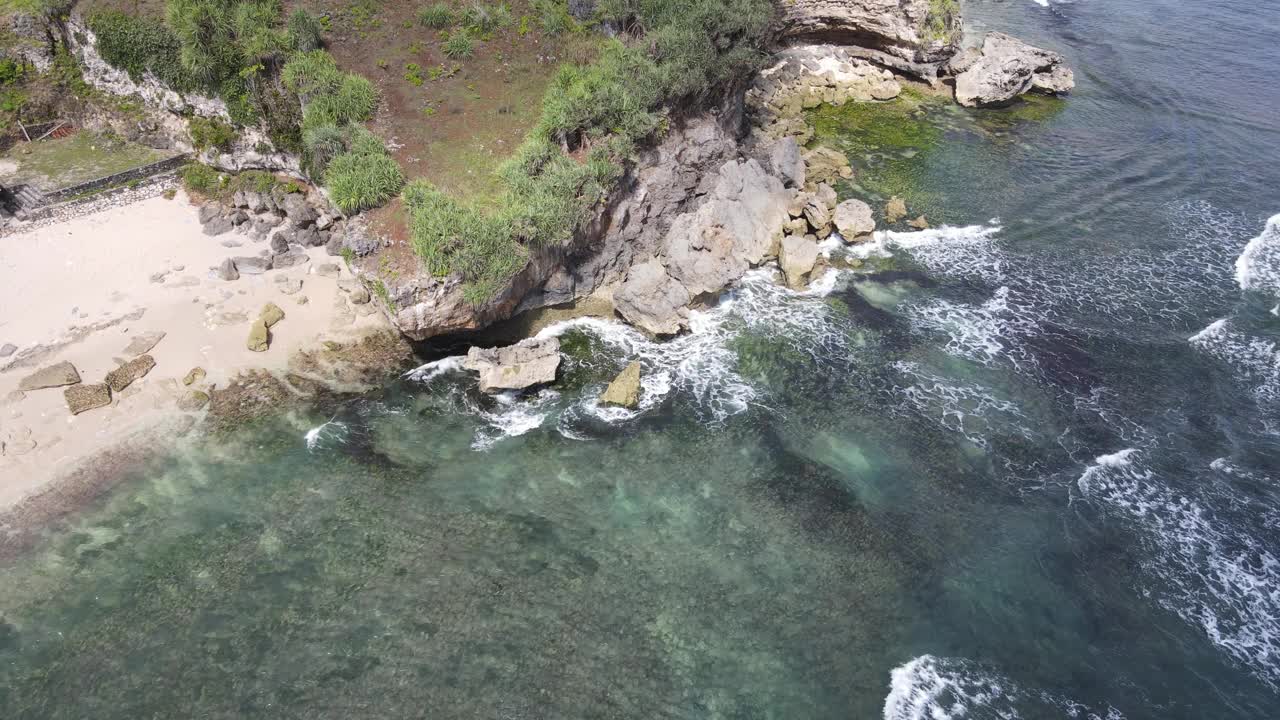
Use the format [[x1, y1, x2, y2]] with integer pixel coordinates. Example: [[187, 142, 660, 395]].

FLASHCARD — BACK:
[[65, 383, 112, 415], [954, 32, 1075, 108], [464, 338, 562, 393], [769, 137, 806, 189], [613, 259, 692, 337], [834, 199, 876, 239], [19, 361, 81, 391], [600, 361, 642, 409], [105, 355, 156, 393], [778, 0, 961, 64]]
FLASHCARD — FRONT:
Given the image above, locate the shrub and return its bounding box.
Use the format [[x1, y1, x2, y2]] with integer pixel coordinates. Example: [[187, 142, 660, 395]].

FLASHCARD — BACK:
[[326, 151, 405, 213], [188, 116, 237, 152], [282, 49, 343, 100], [88, 11, 194, 91], [181, 163, 222, 193], [403, 180, 524, 302], [463, 3, 512, 34], [442, 30, 475, 59], [335, 73, 380, 120], [417, 3, 454, 29], [302, 122, 347, 176], [288, 8, 324, 51]]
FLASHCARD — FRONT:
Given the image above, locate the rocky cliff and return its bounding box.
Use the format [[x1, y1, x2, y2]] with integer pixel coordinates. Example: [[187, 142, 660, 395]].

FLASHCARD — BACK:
[[777, 0, 962, 78]]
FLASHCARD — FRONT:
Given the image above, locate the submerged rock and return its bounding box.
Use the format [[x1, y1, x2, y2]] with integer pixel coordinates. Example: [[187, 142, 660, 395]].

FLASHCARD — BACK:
[[954, 32, 1075, 108], [885, 196, 908, 224], [464, 338, 562, 393], [600, 361, 642, 409], [18, 361, 81, 391], [105, 354, 156, 393], [123, 330, 165, 356]]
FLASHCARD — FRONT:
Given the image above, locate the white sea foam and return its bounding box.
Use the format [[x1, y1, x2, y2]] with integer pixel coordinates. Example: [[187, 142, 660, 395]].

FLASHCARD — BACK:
[[844, 222, 1006, 284], [304, 418, 348, 451], [1189, 317, 1280, 404], [1077, 450, 1280, 687], [884, 655, 1124, 720], [893, 361, 1037, 450], [404, 354, 467, 383], [905, 286, 1043, 373], [1234, 214, 1280, 295], [469, 389, 559, 450]]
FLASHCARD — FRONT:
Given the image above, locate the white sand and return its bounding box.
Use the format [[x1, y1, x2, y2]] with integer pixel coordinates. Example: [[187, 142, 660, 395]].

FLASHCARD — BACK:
[[0, 191, 387, 511]]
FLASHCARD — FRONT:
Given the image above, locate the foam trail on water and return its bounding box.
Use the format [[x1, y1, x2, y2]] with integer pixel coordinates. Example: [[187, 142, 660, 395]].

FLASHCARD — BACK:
[[1077, 450, 1280, 687], [1189, 318, 1280, 404], [469, 389, 559, 450], [884, 655, 1124, 720], [893, 361, 1038, 451], [843, 222, 1006, 284], [1234, 213, 1280, 294]]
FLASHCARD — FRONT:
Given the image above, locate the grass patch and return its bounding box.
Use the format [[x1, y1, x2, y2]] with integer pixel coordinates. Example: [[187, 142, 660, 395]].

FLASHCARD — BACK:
[[442, 30, 476, 59], [0, 132, 168, 191], [417, 2, 454, 29]]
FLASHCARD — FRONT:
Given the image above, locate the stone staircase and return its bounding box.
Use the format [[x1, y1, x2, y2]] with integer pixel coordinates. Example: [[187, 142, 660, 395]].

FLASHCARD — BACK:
[[12, 184, 46, 217]]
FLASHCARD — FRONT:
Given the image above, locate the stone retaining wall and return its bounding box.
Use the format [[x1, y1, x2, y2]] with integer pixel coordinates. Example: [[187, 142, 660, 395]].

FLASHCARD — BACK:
[[42, 153, 190, 204]]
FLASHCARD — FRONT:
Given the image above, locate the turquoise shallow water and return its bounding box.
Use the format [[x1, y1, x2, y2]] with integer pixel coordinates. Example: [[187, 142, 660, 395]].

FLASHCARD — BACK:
[[3, 1, 1280, 717]]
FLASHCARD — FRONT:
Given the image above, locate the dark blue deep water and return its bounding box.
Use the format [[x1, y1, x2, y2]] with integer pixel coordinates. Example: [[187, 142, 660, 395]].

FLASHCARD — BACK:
[[2, 1, 1279, 717]]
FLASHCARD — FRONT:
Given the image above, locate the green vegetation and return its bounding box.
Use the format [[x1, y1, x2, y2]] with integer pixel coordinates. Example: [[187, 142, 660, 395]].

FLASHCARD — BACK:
[[0, 132, 167, 190], [404, 62, 424, 86], [924, 0, 960, 43], [417, 3, 454, 29], [87, 11, 195, 91], [180, 162, 300, 198], [442, 30, 475, 59], [327, 150, 404, 213], [462, 3, 513, 34], [402, 0, 775, 301], [287, 7, 324, 51], [187, 115, 237, 152]]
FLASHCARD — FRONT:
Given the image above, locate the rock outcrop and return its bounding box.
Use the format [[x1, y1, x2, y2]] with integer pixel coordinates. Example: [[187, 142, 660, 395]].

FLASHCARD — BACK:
[[954, 32, 1075, 108], [65, 383, 112, 415], [18, 361, 80, 391], [464, 338, 562, 393], [105, 354, 156, 393], [777, 0, 962, 74], [599, 361, 642, 409]]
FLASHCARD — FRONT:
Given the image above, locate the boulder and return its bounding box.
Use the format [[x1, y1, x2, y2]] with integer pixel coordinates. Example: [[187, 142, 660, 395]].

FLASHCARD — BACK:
[[18, 361, 80, 391], [244, 191, 267, 213], [216, 257, 240, 281], [614, 259, 692, 337], [275, 276, 304, 295], [339, 279, 371, 305], [65, 383, 112, 415], [955, 32, 1074, 108], [282, 194, 318, 227], [202, 216, 235, 236], [599, 361, 642, 409], [769, 137, 806, 189], [260, 302, 285, 328], [105, 354, 156, 393], [197, 204, 222, 224], [234, 256, 273, 274], [324, 233, 345, 256], [247, 318, 270, 352], [183, 367, 206, 386], [885, 196, 908, 224], [781, 234, 820, 288], [464, 337, 562, 393], [909, 215, 931, 230], [834, 199, 876, 239], [177, 390, 211, 412], [269, 233, 290, 254], [0, 342, 17, 357], [272, 250, 310, 269], [317, 263, 341, 278], [296, 226, 321, 247], [123, 331, 165, 356]]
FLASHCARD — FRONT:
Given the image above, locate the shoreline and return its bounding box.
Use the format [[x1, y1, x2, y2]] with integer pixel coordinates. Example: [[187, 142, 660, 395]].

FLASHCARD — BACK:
[[0, 189, 392, 515]]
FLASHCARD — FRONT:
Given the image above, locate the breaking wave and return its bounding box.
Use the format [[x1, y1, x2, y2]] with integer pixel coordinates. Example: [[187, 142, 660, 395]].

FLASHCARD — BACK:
[[1076, 449, 1280, 687], [1189, 318, 1280, 405], [1235, 214, 1280, 295], [893, 361, 1039, 451], [884, 655, 1125, 720]]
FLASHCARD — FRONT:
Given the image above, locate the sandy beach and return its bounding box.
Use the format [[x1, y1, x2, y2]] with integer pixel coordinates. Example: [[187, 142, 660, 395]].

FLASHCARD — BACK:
[[0, 190, 388, 512]]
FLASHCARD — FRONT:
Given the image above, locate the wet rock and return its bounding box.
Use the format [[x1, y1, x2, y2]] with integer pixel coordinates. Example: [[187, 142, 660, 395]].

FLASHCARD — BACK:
[[123, 330, 165, 356], [955, 32, 1074, 108], [177, 390, 210, 411], [65, 383, 112, 415], [246, 318, 270, 352], [18, 361, 80, 391], [600, 360, 642, 409], [216, 257, 240, 281], [260, 302, 285, 328], [835, 199, 876, 239], [464, 337, 562, 393], [781, 234, 820, 288], [909, 215, 931, 230], [183, 367, 206, 386], [885, 196, 908, 224], [105, 354, 156, 393]]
